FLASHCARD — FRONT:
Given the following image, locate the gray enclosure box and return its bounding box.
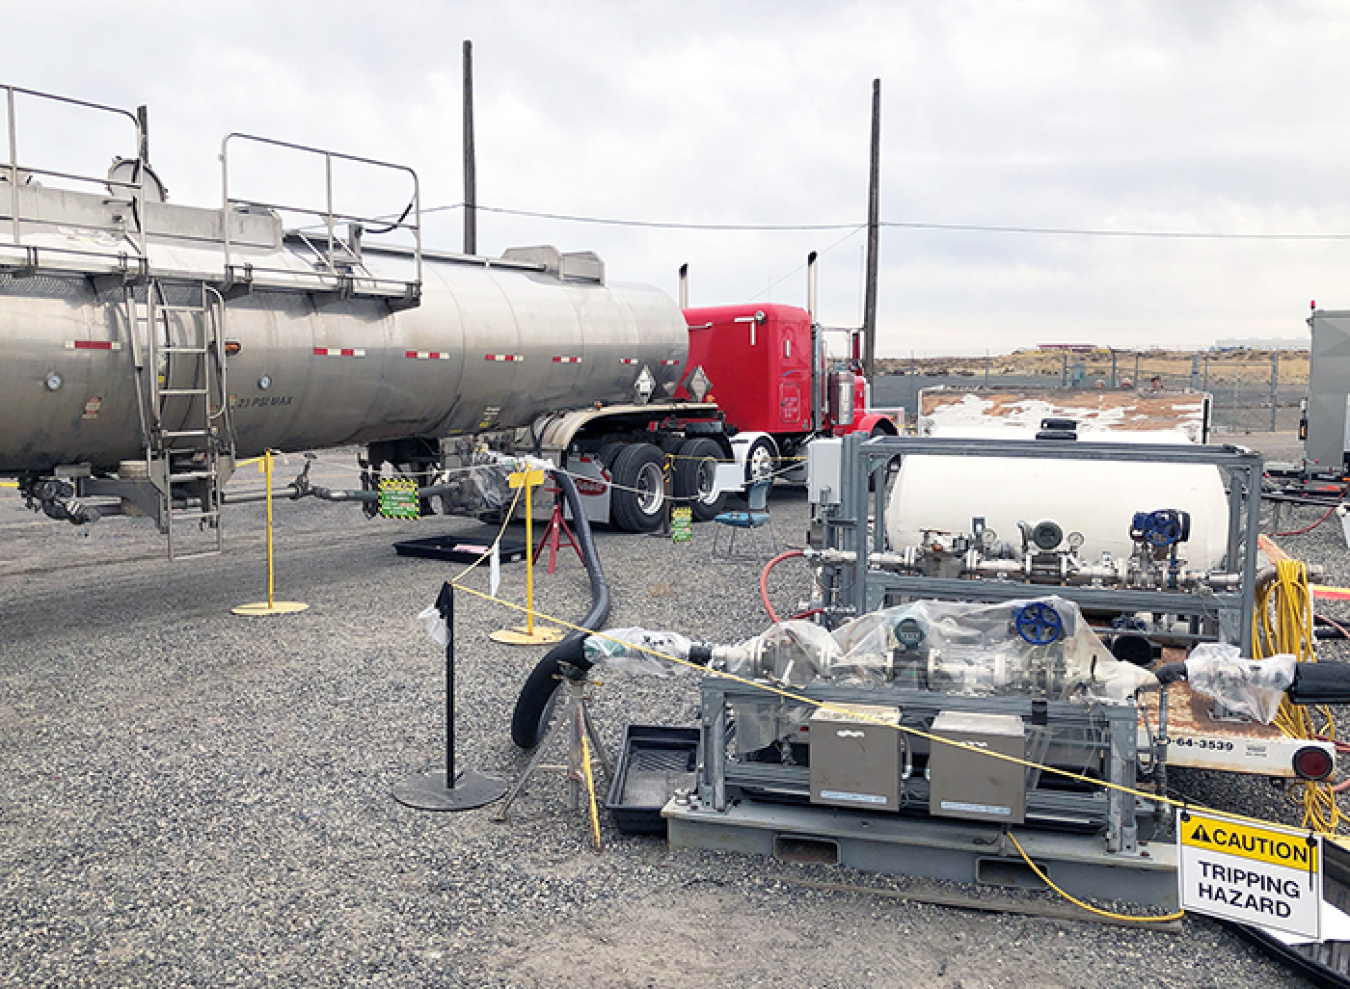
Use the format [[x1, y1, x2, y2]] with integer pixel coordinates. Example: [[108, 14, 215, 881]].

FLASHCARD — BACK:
[[928, 711, 1026, 824], [809, 704, 901, 811], [1306, 311, 1350, 469]]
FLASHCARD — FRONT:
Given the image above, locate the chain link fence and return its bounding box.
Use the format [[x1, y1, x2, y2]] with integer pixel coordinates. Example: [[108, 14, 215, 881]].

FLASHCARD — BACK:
[[873, 351, 1308, 435]]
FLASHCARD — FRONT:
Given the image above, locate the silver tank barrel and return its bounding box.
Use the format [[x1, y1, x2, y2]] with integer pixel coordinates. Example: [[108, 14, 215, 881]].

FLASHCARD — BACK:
[[0, 243, 688, 473]]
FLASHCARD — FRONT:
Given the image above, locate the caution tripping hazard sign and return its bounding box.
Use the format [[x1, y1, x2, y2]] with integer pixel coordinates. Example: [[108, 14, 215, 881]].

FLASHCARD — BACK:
[[1177, 809, 1322, 939]]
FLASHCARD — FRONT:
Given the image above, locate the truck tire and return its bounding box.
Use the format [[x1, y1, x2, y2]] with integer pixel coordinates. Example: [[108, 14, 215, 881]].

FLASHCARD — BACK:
[[597, 442, 626, 469], [675, 437, 727, 521], [610, 442, 666, 532], [745, 436, 778, 485]]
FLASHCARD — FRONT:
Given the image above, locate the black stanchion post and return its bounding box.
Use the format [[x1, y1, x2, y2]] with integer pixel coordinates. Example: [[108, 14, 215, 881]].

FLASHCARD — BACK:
[[393, 582, 508, 811], [443, 582, 457, 783]]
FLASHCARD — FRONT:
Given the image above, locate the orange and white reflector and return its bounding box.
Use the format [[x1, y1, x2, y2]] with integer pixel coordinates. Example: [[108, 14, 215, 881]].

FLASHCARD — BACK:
[[405, 351, 453, 360], [485, 354, 524, 362], [313, 347, 366, 358], [65, 340, 123, 351], [552, 356, 583, 364]]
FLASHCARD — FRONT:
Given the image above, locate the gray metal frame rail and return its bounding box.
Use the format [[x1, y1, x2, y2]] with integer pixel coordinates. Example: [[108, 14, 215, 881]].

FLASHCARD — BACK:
[[823, 433, 1263, 655], [2, 84, 147, 263], [220, 132, 421, 301]]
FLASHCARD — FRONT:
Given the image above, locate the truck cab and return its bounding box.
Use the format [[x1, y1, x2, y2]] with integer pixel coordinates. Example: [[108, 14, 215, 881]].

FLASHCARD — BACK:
[[678, 303, 895, 481]]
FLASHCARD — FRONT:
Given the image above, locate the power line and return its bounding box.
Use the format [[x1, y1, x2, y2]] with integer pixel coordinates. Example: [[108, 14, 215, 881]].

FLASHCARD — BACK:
[[475, 204, 856, 231], [882, 220, 1350, 241], [749, 226, 867, 303], [419, 201, 1350, 240]]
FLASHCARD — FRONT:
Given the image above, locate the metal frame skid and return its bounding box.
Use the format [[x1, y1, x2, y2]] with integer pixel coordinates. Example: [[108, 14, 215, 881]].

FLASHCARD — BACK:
[[666, 435, 1265, 909]]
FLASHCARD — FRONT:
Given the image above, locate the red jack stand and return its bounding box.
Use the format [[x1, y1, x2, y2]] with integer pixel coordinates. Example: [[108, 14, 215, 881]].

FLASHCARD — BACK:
[[534, 494, 584, 574]]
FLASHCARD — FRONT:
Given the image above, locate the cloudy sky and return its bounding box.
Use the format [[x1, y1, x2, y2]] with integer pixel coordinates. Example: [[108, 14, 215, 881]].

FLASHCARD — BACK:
[[4, 1, 1348, 355]]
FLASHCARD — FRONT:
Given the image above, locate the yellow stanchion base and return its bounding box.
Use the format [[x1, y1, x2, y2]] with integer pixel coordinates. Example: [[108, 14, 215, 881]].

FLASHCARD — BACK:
[[489, 625, 565, 645], [232, 601, 310, 616]]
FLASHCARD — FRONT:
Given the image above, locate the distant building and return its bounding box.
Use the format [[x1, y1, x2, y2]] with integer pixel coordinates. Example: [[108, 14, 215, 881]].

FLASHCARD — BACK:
[[1212, 338, 1307, 351], [1037, 343, 1096, 353]]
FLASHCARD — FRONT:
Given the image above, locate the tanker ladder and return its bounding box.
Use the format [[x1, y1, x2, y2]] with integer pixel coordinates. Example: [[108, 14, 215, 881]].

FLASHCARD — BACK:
[[125, 278, 236, 559]]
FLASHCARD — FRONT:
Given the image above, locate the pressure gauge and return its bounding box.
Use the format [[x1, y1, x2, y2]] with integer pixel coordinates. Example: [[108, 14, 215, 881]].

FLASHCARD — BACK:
[[980, 528, 998, 547], [1067, 531, 1085, 551]]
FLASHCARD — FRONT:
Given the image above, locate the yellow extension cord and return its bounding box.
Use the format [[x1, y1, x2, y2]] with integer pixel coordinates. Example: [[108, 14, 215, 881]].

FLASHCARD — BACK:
[[1008, 834, 1185, 923], [1253, 558, 1343, 833]]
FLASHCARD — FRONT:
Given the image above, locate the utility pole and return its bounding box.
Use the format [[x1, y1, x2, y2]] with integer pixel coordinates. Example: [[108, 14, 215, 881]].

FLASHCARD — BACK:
[[136, 105, 149, 163], [462, 40, 477, 256], [862, 78, 881, 385]]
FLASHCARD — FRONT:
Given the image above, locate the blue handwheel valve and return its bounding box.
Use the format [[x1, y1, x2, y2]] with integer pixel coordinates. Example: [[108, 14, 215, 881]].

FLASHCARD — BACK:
[[1014, 602, 1064, 645]]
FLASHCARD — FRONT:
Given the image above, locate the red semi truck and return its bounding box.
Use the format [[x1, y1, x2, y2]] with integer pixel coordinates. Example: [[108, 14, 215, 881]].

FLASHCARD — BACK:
[[536, 300, 899, 532]]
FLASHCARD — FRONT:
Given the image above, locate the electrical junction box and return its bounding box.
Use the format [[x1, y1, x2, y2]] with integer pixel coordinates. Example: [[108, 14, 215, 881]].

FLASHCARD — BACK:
[[807, 437, 843, 506], [809, 703, 901, 811], [928, 710, 1026, 824]]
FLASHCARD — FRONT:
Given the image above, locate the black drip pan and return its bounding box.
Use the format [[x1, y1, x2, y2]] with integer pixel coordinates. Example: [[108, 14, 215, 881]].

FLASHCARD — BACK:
[[605, 724, 701, 835], [393, 537, 527, 564]]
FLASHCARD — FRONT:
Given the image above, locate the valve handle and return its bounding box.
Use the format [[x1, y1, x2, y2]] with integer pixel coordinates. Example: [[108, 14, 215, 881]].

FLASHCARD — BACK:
[[1014, 602, 1064, 645]]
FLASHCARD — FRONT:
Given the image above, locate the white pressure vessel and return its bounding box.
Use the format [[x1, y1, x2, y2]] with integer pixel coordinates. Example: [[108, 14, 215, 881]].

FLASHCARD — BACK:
[[885, 428, 1232, 569]]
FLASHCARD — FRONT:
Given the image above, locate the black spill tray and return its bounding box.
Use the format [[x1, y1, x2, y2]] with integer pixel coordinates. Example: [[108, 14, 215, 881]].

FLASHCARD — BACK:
[[393, 537, 527, 564], [605, 724, 701, 835]]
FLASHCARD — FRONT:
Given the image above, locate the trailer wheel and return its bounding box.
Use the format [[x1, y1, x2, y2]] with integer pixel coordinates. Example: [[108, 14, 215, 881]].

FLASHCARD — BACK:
[[675, 438, 727, 521], [745, 436, 778, 485], [610, 442, 666, 532]]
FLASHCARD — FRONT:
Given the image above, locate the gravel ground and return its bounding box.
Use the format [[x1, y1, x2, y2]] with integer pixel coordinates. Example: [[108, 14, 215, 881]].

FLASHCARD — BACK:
[[0, 436, 1341, 988]]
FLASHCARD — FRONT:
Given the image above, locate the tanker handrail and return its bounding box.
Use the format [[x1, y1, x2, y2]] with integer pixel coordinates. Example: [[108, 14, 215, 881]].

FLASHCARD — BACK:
[[220, 131, 421, 299], [2, 84, 146, 258]]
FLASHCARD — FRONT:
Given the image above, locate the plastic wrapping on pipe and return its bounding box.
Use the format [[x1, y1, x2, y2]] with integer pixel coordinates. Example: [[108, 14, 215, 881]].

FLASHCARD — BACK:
[[832, 597, 1157, 703], [1183, 644, 1296, 723], [715, 597, 1155, 703], [587, 596, 1155, 703], [582, 628, 698, 678]]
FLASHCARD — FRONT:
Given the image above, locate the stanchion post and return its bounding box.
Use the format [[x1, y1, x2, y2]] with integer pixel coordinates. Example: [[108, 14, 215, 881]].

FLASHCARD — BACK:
[[524, 470, 536, 635], [264, 449, 275, 608], [443, 581, 456, 783], [393, 582, 507, 811], [490, 467, 563, 645], [232, 449, 307, 617]]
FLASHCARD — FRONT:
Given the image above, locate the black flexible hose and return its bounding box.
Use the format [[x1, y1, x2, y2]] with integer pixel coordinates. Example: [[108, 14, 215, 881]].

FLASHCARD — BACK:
[[510, 468, 612, 749]]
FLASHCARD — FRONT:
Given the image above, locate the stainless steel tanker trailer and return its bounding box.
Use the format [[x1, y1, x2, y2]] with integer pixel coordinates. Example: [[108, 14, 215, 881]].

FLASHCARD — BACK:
[[0, 85, 738, 557]]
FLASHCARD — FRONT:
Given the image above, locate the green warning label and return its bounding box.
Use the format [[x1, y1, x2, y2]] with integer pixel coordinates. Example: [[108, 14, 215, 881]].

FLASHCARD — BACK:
[[378, 479, 420, 520]]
